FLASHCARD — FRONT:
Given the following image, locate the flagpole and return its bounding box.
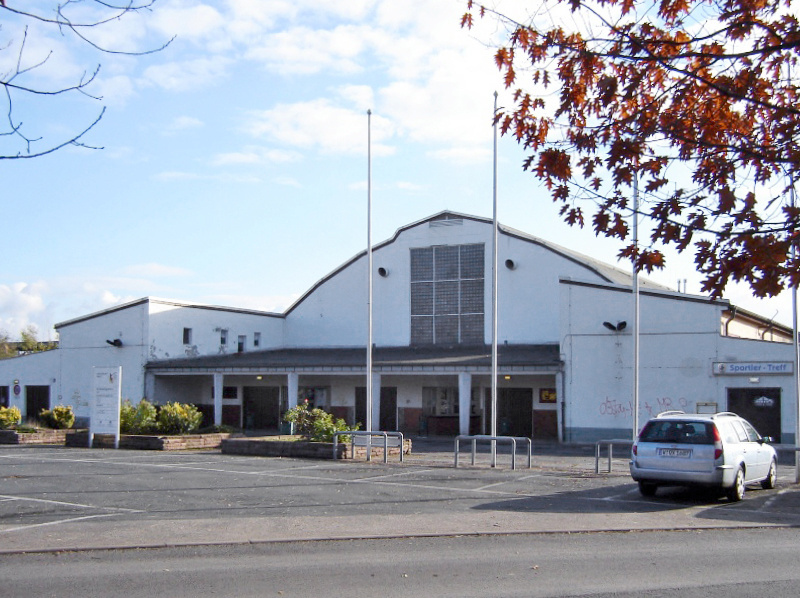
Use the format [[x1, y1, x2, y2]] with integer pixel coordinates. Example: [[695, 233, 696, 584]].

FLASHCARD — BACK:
[[491, 91, 499, 467], [791, 176, 800, 484], [367, 110, 374, 442], [632, 168, 640, 440]]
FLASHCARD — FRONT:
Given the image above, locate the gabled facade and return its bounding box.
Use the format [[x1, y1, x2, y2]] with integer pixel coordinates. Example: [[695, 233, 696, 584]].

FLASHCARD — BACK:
[[0, 212, 795, 444]]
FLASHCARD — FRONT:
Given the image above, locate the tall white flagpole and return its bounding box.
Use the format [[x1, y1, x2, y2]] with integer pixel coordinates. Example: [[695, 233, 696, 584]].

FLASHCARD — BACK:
[[791, 177, 800, 484], [367, 110, 374, 439], [632, 169, 640, 440], [491, 91, 499, 467]]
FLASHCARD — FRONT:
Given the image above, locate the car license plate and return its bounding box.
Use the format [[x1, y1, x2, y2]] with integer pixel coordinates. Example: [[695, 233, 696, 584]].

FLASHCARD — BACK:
[[658, 448, 692, 458]]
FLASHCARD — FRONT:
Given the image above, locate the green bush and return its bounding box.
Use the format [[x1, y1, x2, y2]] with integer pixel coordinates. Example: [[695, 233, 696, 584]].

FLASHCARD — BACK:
[[0, 406, 22, 429], [120, 399, 158, 434], [38, 405, 75, 429], [283, 402, 360, 442], [156, 402, 203, 435]]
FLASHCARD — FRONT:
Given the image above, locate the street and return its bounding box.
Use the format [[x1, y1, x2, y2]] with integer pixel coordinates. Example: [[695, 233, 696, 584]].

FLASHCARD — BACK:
[[2, 528, 799, 597], [2, 444, 800, 596]]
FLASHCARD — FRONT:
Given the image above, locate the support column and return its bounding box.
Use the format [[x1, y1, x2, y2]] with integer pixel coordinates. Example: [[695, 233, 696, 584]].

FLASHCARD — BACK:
[[555, 371, 564, 444], [287, 372, 299, 410], [371, 373, 381, 431], [458, 372, 472, 435], [213, 373, 223, 427]]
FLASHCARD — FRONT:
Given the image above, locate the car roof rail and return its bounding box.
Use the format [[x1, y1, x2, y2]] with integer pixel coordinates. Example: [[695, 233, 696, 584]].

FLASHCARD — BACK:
[[656, 410, 685, 417], [713, 412, 738, 418]]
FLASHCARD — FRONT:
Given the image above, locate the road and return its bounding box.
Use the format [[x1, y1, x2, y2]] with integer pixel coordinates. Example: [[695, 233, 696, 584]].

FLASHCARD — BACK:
[[2, 528, 799, 597], [1, 443, 800, 596]]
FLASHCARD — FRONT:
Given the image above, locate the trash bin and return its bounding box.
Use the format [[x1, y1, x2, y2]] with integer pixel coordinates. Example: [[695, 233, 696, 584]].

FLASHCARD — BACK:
[[279, 421, 295, 435]]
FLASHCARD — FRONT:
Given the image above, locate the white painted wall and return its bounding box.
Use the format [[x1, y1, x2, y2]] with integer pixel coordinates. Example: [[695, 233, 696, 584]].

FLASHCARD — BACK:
[[285, 217, 619, 348], [3, 350, 60, 417], [559, 280, 796, 442], [0, 298, 288, 421], [147, 301, 284, 360]]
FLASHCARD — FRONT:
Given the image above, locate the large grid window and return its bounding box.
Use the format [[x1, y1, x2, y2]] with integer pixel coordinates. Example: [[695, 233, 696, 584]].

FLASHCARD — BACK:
[[410, 244, 484, 345]]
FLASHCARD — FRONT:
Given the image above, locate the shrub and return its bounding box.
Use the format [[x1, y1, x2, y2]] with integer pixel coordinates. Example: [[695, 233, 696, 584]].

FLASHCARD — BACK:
[[120, 399, 158, 434], [283, 402, 360, 442], [156, 402, 203, 435], [0, 406, 22, 429], [38, 405, 75, 429]]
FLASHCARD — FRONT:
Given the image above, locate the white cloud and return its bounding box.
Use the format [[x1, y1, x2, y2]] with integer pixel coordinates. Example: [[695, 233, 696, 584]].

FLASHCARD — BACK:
[[0, 282, 49, 337], [122, 263, 194, 278], [168, 116, 205, 131], [336, 85, 375, 111], [247, 99, 395, 155], [211, 146, 302, 166], [151, 2, 225, 41], [154, 170, 261, 183], [245, 25, 373, 75], [93, 75, 136, 106], [143, 56, 232, 91]]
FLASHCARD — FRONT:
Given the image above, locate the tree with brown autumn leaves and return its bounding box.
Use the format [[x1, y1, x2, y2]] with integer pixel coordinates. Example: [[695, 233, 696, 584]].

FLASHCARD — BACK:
[[1, 1, 171, 160], [463, 0, 799, 299]]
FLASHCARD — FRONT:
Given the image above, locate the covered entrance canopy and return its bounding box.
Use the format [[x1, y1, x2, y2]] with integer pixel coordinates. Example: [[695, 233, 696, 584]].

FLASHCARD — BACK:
[[145, 344, 564, 438]]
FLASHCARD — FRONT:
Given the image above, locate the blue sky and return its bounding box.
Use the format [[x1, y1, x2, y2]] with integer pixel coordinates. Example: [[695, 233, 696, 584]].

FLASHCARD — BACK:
[[1, 0, 793, 341]]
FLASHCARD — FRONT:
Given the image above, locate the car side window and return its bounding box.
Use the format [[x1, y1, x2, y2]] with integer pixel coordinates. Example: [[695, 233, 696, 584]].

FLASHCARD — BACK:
[[717, 421, 739, 444], [730, 420, 749, 443], [741, 420, 762, 442]]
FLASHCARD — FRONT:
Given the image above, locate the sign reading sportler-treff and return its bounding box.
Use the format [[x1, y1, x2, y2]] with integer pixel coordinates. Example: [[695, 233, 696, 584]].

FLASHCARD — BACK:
[[91, 366, 122, 448], [713, 362, 793, 375]]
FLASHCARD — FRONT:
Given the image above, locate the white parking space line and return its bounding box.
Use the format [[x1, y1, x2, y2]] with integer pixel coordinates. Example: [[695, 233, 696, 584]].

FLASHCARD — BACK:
[[0, 513, 121, 534], [352, 469, 434, 482], [474, 481, 514, 491], [0, 451, 634, 503], [600, 488, 641, 501], [0, 494, 142, 512]]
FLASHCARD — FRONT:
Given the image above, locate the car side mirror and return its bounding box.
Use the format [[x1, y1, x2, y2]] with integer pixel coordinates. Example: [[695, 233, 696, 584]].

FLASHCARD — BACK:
[[759, 436, 773, 444]]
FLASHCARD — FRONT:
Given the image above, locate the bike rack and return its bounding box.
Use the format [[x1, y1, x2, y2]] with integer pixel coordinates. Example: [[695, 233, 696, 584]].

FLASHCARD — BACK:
[[333, 430, 404, 463], [454, 435, 532, 470], [594, 438, 633, 473]]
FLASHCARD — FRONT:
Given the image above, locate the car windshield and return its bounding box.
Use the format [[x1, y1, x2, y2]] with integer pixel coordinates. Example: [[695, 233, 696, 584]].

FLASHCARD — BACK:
[[639, 420, 715, 444]]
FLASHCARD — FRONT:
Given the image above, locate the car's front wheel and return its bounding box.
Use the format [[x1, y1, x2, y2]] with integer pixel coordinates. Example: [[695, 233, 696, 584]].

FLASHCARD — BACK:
[[638, 481, 657, 497], [761, 460, 777, 490], [727, 467, 745, 502]]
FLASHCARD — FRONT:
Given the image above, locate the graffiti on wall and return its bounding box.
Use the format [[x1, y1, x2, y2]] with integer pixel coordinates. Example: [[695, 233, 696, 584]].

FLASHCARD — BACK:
[[598, 396, 690, 419]]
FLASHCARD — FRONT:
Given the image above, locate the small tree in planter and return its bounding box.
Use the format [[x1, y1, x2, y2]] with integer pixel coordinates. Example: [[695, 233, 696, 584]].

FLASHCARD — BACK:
[[283, 402, 360, 442], [156, 402, 204, 435], [38, 405, 75, 429], [0, 406, 22, 429], [120, 399, 158, 434]]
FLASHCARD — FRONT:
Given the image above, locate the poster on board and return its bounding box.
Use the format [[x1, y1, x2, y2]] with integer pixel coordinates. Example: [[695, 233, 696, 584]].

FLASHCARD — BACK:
[[91, 366, 122, 448]]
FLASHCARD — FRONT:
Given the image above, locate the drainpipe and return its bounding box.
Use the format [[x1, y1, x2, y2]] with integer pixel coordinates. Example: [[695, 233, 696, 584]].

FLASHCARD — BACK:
[[724, 306, 737, 337]]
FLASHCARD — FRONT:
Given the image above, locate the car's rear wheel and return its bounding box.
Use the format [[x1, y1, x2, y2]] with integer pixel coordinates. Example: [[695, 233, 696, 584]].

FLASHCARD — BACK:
[[727, 467, 745, 502], [638, 481, 657, 497], [761, 460, 777, 490]]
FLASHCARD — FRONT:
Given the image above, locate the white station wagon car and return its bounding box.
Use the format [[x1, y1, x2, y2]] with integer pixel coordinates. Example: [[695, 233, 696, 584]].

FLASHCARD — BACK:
[[630, 411, 777, 501]]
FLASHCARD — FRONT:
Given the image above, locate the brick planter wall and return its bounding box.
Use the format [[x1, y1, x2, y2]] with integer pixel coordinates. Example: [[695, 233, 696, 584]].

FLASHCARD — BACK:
[[0, 429, 75, 445], [66, 431, 230, 450], [221, 437, 412, 460]]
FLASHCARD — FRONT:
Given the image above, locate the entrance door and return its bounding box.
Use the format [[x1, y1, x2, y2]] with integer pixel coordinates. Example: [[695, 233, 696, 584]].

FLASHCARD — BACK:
[[379, 387, 397, 431], [243, 387, 280, 430], [25, 386, 50, 419], [356, 387, 397, 431], [727, 387, 781, 442], [488, 388, 533, 438]]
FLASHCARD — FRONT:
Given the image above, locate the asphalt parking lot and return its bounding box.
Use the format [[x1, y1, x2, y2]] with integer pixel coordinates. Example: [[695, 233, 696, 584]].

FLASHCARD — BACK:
[[2, 441, 800, 554]]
